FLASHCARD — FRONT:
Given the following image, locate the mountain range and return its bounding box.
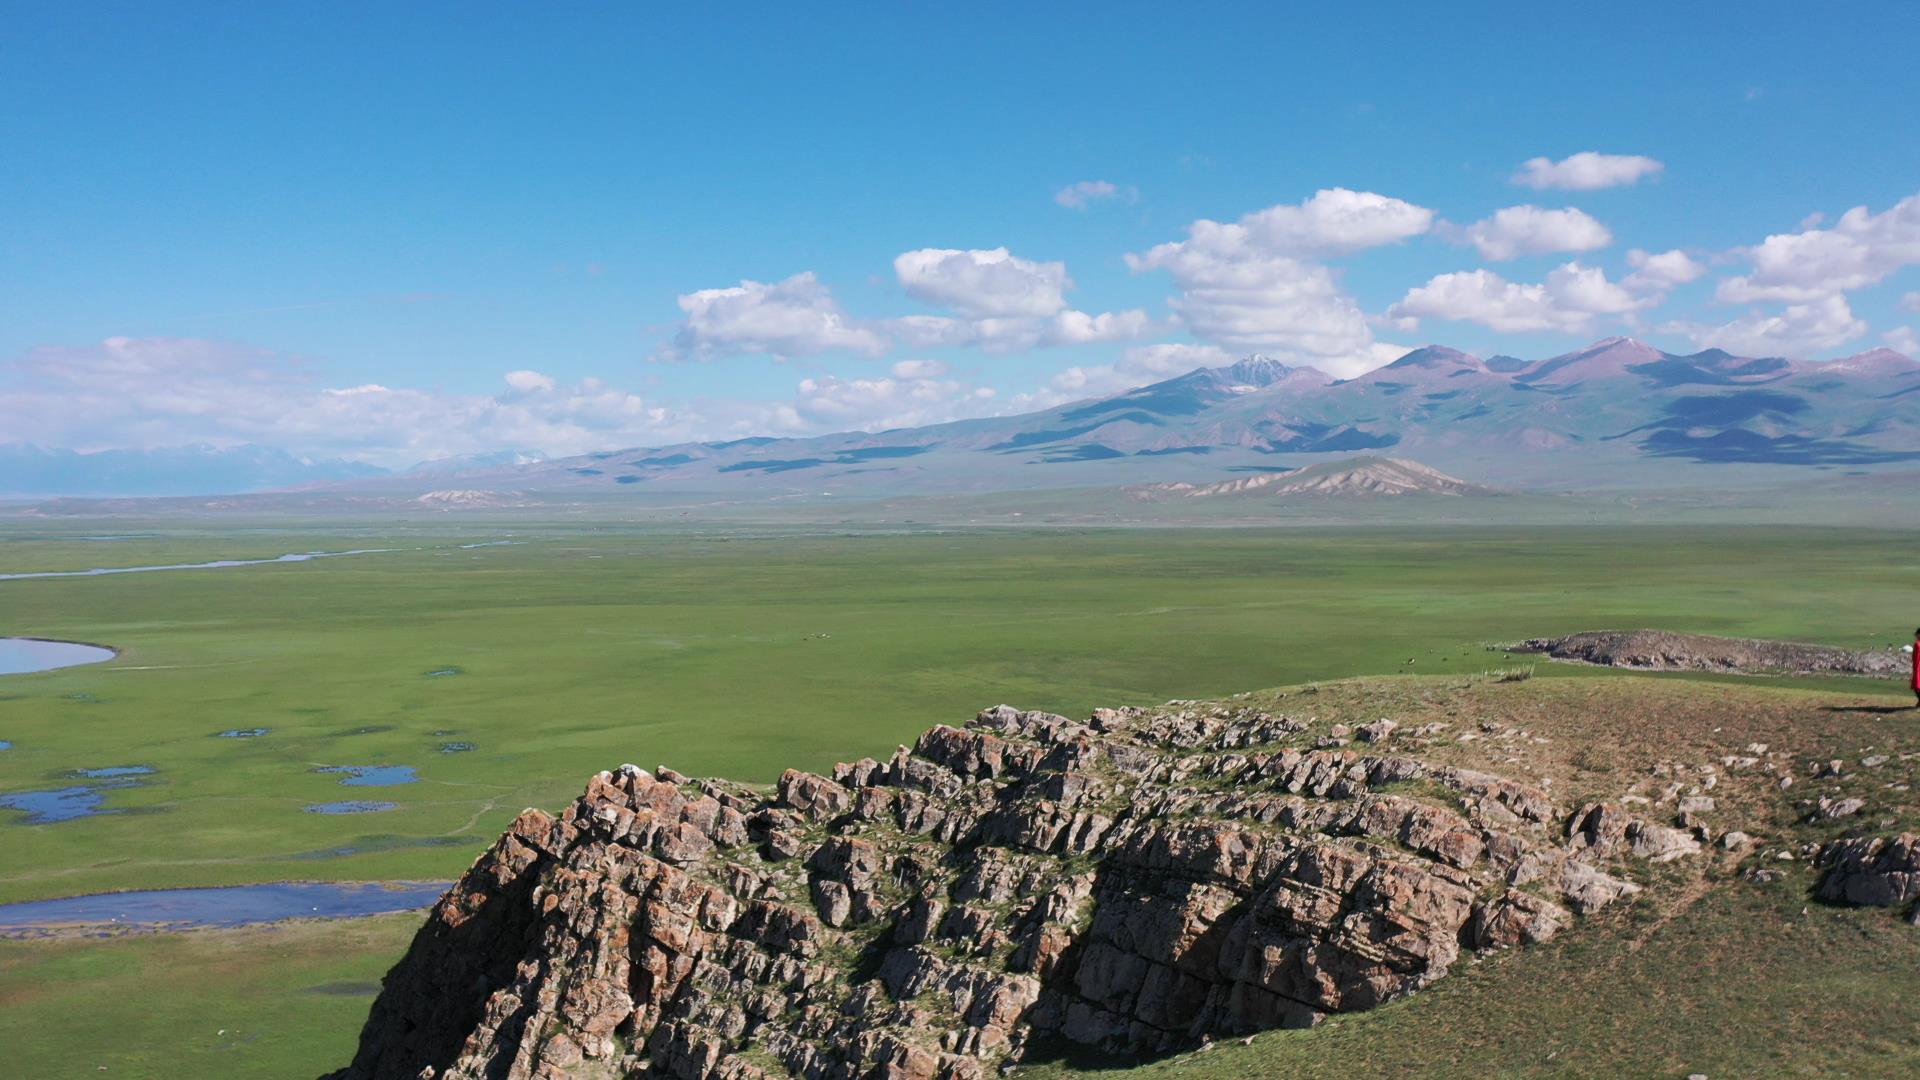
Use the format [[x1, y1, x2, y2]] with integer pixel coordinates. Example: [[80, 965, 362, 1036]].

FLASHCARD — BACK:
[[370, 337, 1920, 497], [9, 338, 1917, 499]]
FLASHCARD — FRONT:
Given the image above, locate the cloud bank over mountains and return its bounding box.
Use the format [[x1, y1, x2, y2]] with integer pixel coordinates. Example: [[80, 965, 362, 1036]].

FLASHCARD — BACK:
[[10, 155, 1920, 467]]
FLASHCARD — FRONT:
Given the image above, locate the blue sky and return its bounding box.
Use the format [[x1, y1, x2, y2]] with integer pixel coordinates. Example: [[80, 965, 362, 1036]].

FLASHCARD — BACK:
[[4, 2, 1918, 465]]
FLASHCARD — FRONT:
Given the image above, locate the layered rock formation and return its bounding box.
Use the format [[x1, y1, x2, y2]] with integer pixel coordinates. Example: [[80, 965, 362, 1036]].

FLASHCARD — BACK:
[[332, 699, 1703, 1080], [1817, 833, 1920, 912], [1516, 630, 1905, 679]]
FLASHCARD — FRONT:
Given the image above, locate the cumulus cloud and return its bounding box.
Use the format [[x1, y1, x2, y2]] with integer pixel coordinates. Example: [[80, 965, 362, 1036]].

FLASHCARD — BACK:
[[1458, 205, 1613, 260], [889, 246, 1154, 352], [1126, 189, 1431, 375], [0, 337, 694, 467], [661, 272, 887, 361], [1224, 188, 1435, 257], [504, 369, 557, 393], [1622, 248, 1706, 292], [1388, 263, 1641, 333], [1513, 152, 1665, 191], [1054, 180, 1137, 209], [1006, 343, 1235, 410], [894, 247, 1071, 318], [1902, 290, 1920, 313], [888, 308, 1155, 353], [1715, 191, 1920, 303], [773, 370, 1000, 434], [1, 336, 1050, 466], [1678, 294, 1868, 357], [1884, 325, 1920, 356]]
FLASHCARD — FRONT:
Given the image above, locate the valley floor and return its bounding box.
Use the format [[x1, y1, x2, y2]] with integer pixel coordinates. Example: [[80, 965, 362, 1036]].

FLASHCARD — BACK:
[[0, 522, 1915, 1077]]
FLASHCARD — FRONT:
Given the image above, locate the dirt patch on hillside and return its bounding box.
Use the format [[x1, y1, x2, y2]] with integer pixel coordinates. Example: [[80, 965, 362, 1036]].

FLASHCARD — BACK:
[[1515, 629, 1906, 679]]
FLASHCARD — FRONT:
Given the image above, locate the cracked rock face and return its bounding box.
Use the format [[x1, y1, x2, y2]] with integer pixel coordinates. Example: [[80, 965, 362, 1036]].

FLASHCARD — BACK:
[[1817, 833, 1920, 910], [331, 701, 1697, 1080]]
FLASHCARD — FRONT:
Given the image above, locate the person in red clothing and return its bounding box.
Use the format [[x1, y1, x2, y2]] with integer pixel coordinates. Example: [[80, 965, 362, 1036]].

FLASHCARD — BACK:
[[1909, 628, 1920, 708]]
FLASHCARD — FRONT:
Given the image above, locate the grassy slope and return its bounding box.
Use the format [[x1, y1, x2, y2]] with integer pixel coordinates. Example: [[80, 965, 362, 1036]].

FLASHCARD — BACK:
[[1, 523, 1916, 1077], [0, 915, 417, 1077], [1029, 883, 1920, 1079], [1027, 676, 1920, 1079], [4, 674, 1918, 1079]]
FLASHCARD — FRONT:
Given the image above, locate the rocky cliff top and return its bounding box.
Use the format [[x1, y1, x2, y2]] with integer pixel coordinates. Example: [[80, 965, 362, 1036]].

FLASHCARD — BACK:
[[330, 682, 1787, 1080]]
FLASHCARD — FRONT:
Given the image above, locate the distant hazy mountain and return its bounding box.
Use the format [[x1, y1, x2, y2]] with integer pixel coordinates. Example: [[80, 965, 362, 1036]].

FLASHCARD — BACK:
[[406, 450, 549, 476], [399, 337, 1918, 495], [0, 443, 388, 497]]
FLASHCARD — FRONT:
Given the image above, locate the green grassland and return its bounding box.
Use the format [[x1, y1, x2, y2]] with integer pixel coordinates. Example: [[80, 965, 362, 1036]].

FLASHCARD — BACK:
[[1, 521, 1916, 1077]]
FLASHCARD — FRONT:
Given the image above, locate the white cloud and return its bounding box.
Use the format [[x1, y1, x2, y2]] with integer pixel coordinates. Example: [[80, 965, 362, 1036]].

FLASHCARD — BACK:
[[1126, 189, 1430, 376], [1007, 343, 1234, 409], [0, 336, 1042, 466], [503, 369, 556, 393], [1054, 180, 1137, 209], [1623, 248, 1706, 292], [1231, 187, 1436, 257], [0, 337, 696, 468], [1159, 255, 1375, 357], [888, 308, 1155, 353], [1459, 205, 1612, 260], [1884, 325, 1920, 356], [662, 272, 887, 360], [1901, 290, 1920, 313], [1046, 308, 1156, 345], [889, 358, 949, 379], [1389, 262, 1641, 333], [1513, 152, 1665, 191], [777, 371, 999, 433], [886, 246, 1154, 351], [1715, 191, 1920, 303], [1680, 294, 1868, 357], [1116, 342, 1237, 376], [894, 247, 1071, 318]]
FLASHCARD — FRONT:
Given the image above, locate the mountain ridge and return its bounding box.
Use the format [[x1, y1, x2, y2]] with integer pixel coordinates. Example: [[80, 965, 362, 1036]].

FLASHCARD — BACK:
[[397, 337, 1916, 496], [9, 339, 1916, 499]]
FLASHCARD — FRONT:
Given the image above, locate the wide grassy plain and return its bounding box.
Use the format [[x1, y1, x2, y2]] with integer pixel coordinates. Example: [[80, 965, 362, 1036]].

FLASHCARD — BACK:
[[0, 520, 1915, 1077]]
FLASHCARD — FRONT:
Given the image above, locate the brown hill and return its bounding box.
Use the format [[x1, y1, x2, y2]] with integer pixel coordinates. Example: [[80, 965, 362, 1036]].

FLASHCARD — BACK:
[[1131, 456, 1489, 501]]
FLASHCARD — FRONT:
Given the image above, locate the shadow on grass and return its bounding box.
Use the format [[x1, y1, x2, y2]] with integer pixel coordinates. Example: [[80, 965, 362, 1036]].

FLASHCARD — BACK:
[[1821, 704, 1917, 715]]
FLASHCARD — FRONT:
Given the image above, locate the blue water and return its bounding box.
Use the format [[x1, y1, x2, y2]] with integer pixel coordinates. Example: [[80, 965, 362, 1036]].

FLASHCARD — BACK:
[[73, 766, 153, 779], [0, 638, 116, 675], [0, 880, 451, 937], [316, 765, 418, 786], [217, 728, 270, 738], [0, 780, 141, 824], [306, 800, 398, 814], [0, 548, 396, 582], [0, 741, 11, 751], [439, 741, 476, 754]]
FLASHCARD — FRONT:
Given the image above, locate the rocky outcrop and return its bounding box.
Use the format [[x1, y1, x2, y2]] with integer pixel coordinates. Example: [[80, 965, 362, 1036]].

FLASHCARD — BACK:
[[1816, 833, 1920, 910], [1130, 457, 1489, 501], [331, 700, 1703, 1080], [1515, 630, 1904, 679]]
